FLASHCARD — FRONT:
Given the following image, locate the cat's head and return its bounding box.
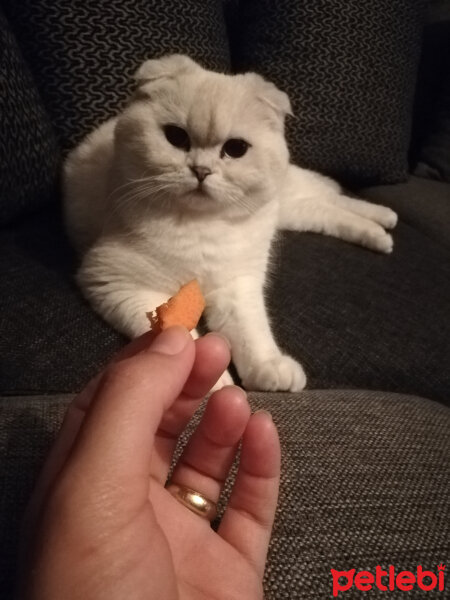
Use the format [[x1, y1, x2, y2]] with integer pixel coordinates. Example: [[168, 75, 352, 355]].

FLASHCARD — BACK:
[[114, 54, 292, 217]]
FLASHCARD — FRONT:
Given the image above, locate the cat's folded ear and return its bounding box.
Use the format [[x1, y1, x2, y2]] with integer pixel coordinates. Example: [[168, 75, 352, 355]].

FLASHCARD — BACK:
[[134, 54, 200, 86], [245, 73, 293, 124]]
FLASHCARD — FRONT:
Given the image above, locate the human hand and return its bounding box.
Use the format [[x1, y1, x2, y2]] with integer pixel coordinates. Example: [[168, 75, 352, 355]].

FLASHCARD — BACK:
[[20, 327, 280, 600]]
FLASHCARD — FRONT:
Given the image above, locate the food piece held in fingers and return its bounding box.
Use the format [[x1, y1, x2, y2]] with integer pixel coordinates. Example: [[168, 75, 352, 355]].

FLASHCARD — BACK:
[[146, 279, 206, 333]]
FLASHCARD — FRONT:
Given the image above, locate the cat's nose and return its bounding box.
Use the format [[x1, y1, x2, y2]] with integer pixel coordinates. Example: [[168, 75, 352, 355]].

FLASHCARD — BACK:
[[190, 166, 212, 183]]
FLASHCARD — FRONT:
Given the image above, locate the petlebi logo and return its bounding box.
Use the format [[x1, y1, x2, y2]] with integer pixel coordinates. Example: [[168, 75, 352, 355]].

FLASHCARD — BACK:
[[330, 563, 446, 596]]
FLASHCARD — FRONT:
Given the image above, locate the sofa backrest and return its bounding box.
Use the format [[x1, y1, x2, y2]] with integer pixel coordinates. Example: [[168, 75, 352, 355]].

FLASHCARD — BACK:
[[0, 0, 230, 227], [2, 0, 448, 228], [0, 8, 59, 226], [410, 0, 450, 182]]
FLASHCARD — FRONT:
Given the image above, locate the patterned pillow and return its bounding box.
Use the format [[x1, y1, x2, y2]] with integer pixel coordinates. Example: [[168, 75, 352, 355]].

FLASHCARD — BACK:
[[2, 0, 230, 152], [0, 9, 59, 226], [230, 0, 425, 186]]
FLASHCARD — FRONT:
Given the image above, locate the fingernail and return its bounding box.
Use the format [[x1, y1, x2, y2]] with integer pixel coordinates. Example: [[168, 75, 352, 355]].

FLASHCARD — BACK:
[[254, 409, 272, 420], [205, 331, 231, 350], [151, 326, 191, 355]]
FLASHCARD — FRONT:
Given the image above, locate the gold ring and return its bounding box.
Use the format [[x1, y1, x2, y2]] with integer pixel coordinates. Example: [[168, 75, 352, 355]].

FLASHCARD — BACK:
[[166, 483, 217, 521]]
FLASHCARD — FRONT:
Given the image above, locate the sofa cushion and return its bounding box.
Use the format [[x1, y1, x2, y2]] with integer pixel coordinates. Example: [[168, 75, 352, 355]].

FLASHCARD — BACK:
[[270, 220, 450, 404], [0, 8, 59, 226], [1, 391, 449, 598], [2, 0, 230, 152], [1, 205, 449, 403], [229, 0, 424, 186], [0, 209, 124, 395]]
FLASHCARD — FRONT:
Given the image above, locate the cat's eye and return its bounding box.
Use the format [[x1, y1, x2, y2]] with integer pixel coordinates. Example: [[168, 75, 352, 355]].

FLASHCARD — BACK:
[[164, 125, 191, 151], [222, 138, 250, 159]]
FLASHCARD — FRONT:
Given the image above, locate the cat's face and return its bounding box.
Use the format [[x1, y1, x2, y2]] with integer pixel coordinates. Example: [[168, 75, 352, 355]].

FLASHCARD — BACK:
[[114, 55, 292, 217]]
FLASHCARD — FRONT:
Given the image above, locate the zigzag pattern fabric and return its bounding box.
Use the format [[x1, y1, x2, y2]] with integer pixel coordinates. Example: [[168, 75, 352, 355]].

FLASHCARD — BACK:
[[2, 0, 231, 152], [0, 9, 59, 225], [233, 0, 425, 186], [1, 0, 425, 224]]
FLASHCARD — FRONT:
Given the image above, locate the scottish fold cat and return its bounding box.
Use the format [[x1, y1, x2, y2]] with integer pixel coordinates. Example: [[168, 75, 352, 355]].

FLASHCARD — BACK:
[[64, 54, 397, 392]]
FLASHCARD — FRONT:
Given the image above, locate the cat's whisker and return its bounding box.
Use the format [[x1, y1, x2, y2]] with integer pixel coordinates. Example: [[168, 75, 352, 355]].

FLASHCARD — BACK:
[[215, 186, 255, 215], [108, 174, 179, 204], [107, 177, 154, 202], [113, 182, 174, 206], [102, 183, 176, 227]]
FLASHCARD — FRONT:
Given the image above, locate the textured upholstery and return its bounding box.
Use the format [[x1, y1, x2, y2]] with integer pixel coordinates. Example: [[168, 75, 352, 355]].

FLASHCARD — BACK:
[[1, 391, 449, 598], [1, 0, 230, 152], [268, 220, 450, 405], [0, 210, 124, 395], [1, 202, 450, 403], [0, 8, 59, 226], [229, 0, 425, 186], [1, 4, 449, 599]]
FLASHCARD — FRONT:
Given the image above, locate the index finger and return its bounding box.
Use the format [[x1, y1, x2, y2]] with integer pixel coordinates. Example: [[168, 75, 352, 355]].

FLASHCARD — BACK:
[[57, 326, 195, 510], [22, 331, 158, 529]]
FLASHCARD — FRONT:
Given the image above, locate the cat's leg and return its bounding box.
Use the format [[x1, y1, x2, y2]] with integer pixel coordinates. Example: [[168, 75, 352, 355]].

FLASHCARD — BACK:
[[282, 165, 397, 228], [205, 276, 307, 392], [327, 194, 397, 230], [278, 166, 397, 253], [280, 196, 394, 253], [79, 277, 170, 339], [78, 243, 184, 338], [78, 263, 234, 389]]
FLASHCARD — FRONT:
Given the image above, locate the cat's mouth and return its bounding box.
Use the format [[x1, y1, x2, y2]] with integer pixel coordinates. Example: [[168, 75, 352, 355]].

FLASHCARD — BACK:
[[187, 182, 211, 198]]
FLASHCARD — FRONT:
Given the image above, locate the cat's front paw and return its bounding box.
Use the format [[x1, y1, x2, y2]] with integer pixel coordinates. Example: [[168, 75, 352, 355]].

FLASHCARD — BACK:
[[241, 355, 307, 392], [377, 207, 398, 230], [366, 205, 398, 230], [364, 229, 394, 254]]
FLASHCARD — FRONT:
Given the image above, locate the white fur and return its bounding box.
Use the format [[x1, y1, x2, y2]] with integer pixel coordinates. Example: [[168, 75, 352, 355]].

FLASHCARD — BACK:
[[63, 54, 397, 392]]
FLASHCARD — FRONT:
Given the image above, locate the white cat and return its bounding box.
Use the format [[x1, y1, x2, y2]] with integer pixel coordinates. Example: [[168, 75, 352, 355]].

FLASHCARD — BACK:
[[63, 54, 397, 392]]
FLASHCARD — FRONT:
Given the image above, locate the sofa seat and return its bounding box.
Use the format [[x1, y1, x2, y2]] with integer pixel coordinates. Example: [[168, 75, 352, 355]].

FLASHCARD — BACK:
[[1, 181, 450, 402], [1, 390, 449, 598]]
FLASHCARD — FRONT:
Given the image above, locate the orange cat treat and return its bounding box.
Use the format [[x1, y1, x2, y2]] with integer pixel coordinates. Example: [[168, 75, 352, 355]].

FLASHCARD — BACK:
[[146, 280, 206, 333]]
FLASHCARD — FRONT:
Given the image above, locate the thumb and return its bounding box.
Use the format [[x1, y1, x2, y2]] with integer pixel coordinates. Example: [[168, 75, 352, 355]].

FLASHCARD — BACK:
[[57, 326, 195, 508]]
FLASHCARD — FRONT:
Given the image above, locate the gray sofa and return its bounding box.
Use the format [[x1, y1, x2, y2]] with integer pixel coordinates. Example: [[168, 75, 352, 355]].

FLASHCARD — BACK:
[[1, 1, 449, 598]]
